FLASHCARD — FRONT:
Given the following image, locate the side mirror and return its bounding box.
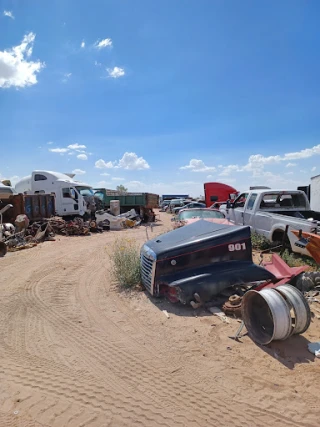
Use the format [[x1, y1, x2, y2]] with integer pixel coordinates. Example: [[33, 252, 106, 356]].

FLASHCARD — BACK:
[[70, 189, 76, 199], [226, 200, 234, 209]]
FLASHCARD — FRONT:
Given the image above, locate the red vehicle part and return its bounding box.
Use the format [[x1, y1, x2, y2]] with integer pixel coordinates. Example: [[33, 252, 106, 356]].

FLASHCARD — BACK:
[[255, 254, 308, 291], [204, 182, 238, 208]]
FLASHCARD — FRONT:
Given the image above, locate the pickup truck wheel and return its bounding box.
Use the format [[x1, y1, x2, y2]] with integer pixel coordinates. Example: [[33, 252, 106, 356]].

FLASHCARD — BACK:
[[272, 231, 291, 251]]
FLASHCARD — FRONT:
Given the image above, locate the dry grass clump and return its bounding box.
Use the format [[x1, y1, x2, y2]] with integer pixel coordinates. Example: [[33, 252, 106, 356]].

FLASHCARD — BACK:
[[109, 237, 141, 288]]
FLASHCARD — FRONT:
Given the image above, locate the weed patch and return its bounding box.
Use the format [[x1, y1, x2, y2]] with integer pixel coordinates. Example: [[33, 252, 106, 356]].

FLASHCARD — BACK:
[[108, 237, 141, 288]]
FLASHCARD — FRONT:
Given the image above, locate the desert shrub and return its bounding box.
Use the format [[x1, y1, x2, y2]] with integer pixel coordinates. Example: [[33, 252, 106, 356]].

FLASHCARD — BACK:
[[251, 231, 273, 251], [280, 249, 319, 270], [109, 237, 141, 288]]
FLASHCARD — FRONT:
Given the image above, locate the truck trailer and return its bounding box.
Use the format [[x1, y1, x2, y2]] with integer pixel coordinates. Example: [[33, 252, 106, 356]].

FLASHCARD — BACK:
[[94, 189, 159, 222]]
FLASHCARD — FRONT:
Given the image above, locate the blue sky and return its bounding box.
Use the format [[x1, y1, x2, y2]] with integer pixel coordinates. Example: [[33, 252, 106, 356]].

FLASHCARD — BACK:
[[1, 0, 320, 196]]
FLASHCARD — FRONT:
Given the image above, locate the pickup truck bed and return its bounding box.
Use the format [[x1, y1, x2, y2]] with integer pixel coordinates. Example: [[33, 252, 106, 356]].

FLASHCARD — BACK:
[[270, 210, 320, 221]]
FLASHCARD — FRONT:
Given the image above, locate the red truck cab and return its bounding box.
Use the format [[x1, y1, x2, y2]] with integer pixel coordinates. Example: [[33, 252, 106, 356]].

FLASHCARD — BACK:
[[204, 182, 238, 208]]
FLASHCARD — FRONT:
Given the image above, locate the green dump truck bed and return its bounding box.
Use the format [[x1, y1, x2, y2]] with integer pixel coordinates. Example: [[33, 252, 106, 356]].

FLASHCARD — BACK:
[[94, 189, 159, 209]]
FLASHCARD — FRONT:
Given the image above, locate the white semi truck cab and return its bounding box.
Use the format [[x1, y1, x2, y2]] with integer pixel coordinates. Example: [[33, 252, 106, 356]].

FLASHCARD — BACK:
[[15, 171, 95, 219]]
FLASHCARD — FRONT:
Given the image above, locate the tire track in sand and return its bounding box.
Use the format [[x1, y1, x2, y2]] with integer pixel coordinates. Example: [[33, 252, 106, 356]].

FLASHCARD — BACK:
[[19, 245, 305, 427]]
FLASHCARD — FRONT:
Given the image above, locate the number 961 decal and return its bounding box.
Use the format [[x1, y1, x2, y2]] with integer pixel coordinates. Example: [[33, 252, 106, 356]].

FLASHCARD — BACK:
[[228, 243, 246, 252]]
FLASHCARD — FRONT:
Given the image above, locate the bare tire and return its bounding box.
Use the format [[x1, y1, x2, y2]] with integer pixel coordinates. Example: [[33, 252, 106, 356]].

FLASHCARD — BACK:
[[294, 272, 320, 292], [0, 242, 7, 257]]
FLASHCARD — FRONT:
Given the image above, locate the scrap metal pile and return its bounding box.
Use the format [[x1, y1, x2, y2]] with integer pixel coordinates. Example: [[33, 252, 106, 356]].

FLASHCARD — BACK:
[[141, 219, 320, 346], [3, 216, 107, 253], [1, 208, 143, 255]]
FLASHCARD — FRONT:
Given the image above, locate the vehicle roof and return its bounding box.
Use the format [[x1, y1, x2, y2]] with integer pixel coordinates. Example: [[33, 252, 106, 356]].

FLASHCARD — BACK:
[[241, 189, 304, 195], [32, 170, 91, 187]]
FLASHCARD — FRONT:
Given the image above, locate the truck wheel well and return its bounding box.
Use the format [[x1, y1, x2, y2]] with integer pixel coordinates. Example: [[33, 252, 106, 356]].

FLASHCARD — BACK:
[[272, 229, 291, 249], [272, 230, 284, 242]]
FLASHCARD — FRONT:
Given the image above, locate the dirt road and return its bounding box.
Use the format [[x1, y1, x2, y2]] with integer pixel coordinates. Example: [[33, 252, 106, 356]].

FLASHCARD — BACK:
[[0, 212, 319, 426]]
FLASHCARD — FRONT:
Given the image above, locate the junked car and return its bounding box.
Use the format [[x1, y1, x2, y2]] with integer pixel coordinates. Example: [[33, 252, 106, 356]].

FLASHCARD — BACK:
[[172, 202, 206, 215], [168, 199, 189, 212], [172, 208, 233, 229]]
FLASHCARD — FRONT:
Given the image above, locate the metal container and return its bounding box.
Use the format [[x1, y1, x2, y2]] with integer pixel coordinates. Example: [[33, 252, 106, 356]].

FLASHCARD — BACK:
[[0, 194, 55, 223], [242, 288, 292, 345], [275, 284, 311, 335], [110, 200, 120, 216]]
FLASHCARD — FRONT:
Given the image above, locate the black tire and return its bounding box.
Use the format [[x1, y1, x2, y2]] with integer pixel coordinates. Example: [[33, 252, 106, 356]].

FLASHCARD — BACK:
[[294, 272, 320, 292], [0, 242, 7, 257], [272, 230, 291, 251]]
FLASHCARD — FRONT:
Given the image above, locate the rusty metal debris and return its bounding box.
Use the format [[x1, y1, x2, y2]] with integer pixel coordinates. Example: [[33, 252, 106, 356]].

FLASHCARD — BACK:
[[222, 295, 242, 318]]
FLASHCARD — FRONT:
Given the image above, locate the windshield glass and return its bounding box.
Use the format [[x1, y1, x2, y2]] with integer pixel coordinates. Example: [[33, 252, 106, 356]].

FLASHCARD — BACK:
[[76, 186, 94, 197], [179, 209, 225, 220]]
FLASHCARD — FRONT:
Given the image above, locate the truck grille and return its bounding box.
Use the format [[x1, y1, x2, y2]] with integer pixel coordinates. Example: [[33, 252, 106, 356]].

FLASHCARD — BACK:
[[140, 245, 156, 294]]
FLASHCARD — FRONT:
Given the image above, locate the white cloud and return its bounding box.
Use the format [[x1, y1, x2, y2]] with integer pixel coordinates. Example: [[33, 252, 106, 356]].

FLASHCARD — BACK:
[[62, 72, 72, 83], [94, 38, 112, 49], [311, 166, 316, 172], [94, 61, 102, 67], [244, 145, 320, 173], [68, 143, 86, 150], [207, 175, 214, 179], [95, 159, 114, 169], [3, 10, 14, 19], [286, 163, 297, 168], [107, 66, 125, 79], [96, 152, 150, 170], [49, 148, 69, 154], [0, 32, 44, 89], [112, 177, 125, 181], [231, 144, 320, 178], [242, 154, 281, 175], [180, 159, 215, 172], [117, 152, 149, 170], [219, 165, 240, 176], [72, 169, 86, 175], [100, 172, 110, 176], [77, 154, 88, 160], [47, 141, 53, 145], [284, 145, 320, 160], [81, 40, 85, 48], [285, 172, 294, 175]]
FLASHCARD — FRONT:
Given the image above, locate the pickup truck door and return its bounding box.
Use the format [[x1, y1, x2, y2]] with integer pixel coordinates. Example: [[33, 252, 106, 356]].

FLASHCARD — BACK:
[[228, 193, 248, 225], [242, 193, 258, 227]]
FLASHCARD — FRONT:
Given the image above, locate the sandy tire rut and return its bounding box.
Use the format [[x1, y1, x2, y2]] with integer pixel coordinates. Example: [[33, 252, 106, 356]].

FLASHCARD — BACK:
[[0, 221, 319, 426]]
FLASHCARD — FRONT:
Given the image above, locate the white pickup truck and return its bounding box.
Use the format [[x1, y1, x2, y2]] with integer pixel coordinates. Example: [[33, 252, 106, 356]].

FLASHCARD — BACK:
[[220, 189, 320, 256]]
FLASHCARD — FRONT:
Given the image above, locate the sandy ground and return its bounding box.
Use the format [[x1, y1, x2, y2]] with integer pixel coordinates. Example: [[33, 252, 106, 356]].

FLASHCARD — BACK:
[[0, 211, 319, 427]]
